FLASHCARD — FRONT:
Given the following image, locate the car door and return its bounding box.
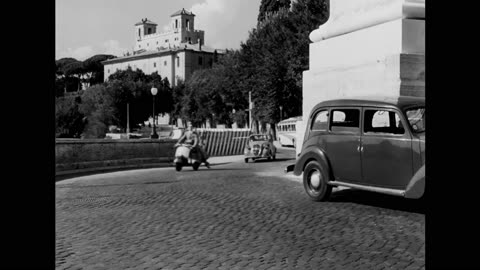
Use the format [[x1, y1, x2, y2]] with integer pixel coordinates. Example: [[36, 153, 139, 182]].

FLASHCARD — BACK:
[[323, 107, 363, 183], [360, 107, 414, 189]]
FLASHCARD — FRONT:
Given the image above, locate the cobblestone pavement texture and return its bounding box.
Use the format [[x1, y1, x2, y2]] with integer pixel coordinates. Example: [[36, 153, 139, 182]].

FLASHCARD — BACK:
[[56, 147, 425, 270]]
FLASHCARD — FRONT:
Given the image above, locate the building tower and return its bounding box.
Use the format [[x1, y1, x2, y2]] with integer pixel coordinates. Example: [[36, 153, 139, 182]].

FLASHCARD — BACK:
[[134, 18, 157, 42], [170, 8, 203, 45]]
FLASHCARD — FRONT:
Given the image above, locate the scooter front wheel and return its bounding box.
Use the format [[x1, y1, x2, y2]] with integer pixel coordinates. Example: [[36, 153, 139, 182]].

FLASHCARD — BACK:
[[175, 163, 183, 171], [192, 162, 200, 171]]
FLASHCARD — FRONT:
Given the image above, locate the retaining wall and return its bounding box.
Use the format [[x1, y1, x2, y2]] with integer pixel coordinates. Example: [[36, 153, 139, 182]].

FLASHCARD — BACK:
[[55, 138, 176, 176]]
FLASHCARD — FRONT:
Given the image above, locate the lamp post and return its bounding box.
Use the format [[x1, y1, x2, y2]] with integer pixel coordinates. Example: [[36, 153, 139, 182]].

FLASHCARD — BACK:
[[279, 105, 283, 121], [150, 87, 159, 139]]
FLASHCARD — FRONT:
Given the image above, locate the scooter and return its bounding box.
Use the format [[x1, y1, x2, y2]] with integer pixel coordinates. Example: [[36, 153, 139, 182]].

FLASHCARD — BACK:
[[174, 143, 202, 171]]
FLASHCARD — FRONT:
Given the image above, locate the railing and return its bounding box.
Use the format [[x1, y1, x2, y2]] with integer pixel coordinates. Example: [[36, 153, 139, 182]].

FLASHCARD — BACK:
[[196, 129, 252, 156]]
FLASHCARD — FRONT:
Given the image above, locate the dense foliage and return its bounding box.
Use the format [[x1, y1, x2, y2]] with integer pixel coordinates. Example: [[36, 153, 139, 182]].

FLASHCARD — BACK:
[[55, 54, 116, 96], [55, 68, 174, 138]]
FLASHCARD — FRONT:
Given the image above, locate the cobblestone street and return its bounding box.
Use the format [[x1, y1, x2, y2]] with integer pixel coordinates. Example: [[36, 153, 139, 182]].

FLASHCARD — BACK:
[[56, 148, 425, 269]]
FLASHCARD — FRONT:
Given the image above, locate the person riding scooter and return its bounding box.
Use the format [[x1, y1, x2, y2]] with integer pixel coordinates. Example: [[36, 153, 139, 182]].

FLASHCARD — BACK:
[[175, 123, 198, 149], [175, 123, 210, 168]]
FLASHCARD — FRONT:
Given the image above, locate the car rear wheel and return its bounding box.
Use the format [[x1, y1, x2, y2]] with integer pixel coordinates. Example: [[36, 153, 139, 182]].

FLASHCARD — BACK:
[[303, 161, 331, 201], [244, 158, 249, 163]]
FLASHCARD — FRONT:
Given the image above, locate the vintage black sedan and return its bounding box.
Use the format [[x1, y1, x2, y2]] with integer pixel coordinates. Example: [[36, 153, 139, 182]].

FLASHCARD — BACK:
[[285, 96, 425, 201], [244, 134, 277, 163]]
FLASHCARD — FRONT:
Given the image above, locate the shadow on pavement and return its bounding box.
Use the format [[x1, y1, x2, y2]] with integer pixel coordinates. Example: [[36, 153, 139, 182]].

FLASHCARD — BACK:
[[250, 158, 295, 163], [330, 189, 426, 214], [176, 168, 246, 172]]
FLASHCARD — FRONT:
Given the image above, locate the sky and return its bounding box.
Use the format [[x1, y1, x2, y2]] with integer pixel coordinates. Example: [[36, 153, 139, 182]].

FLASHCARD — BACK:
[[56, 0, 262, 60]]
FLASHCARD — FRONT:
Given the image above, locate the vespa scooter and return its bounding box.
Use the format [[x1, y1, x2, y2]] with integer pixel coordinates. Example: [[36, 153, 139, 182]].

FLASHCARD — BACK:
[[174, 144, 202, 171]]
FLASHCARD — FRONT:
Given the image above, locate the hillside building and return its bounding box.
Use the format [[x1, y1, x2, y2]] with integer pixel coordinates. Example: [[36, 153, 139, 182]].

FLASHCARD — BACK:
[[102, 8, 224, 87]]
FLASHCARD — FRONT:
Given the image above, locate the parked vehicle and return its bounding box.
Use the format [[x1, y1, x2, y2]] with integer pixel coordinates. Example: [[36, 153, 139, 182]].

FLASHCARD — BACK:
[[244, 134, 277, 163], [285, 96, 425, 201], [277, 116, 302, 147], [174, 144, 202, 171]]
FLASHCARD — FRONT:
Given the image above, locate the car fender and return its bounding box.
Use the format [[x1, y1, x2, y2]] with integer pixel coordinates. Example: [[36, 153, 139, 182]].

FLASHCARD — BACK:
[[293, 146, 331, 178], [404, 164, 425, 199]]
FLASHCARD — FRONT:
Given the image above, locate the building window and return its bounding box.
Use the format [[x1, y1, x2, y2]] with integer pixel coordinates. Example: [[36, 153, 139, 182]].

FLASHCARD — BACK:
[[148, 28, 152, 34], [175, 19, 178, 28], [198, 56, 203, 65], [164, 61, 167, 66], [154, 62, 156, 68], [177, 56, 180, 67], [186, 19, 190, 29], [165, 39, 169, 43], [138, 28, 141, 38]]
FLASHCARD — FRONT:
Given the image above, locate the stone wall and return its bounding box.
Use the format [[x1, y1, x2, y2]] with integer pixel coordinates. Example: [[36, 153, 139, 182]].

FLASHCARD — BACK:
[[56, 139, 176, 176]]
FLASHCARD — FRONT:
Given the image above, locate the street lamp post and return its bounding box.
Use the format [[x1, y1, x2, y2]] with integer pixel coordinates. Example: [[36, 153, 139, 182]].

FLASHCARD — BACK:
[[150, 87, 159, 139], [279, 106, 283, 121]]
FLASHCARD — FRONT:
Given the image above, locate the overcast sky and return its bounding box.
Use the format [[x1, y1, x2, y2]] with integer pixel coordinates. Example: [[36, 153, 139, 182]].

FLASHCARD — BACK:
[[56, 0, 261, 60]]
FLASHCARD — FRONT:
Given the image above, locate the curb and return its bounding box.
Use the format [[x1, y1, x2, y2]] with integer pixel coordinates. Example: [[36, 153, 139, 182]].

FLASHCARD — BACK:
[[55, 155, 246, 182], [55, 162, 173, 182]]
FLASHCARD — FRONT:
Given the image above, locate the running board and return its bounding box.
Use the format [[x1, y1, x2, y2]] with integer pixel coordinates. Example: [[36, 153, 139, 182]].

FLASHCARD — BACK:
[[328, 181, 405, 197]]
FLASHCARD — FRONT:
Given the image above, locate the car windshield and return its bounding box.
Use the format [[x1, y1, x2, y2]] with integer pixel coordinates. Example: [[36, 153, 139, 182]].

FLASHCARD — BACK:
[[405, 107, 425, 133], [251, 135, 268, 141]]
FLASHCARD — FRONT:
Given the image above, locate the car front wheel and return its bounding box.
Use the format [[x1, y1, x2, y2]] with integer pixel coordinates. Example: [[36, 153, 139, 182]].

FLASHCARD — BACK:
[[303, 161, 332, 201]]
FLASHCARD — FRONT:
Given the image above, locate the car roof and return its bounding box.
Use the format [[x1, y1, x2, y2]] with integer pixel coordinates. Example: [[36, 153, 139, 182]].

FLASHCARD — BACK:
[[311, 96, 425, 113]]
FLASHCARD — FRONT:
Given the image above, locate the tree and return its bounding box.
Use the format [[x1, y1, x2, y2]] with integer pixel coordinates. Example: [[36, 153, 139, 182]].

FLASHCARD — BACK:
[[171, 79, 186, 126], [78, 84, 115, 138], [257, 0, 291, 23], [235, 0, 328, 132], [83, 54, 116, 87], [63, 61, 85, 92], [55, 95, 86, 138], [77, 68, 175, 138], [55, 57, 80, 95]]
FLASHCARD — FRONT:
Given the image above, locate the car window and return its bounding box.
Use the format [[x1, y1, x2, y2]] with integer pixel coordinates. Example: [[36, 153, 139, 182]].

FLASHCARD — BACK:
[[364, 109, 405, 135], [311, 110, 328, 131], [330, 109, 360, 133], [405, 107, 425, 133], [251, 135, 268, 141]]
